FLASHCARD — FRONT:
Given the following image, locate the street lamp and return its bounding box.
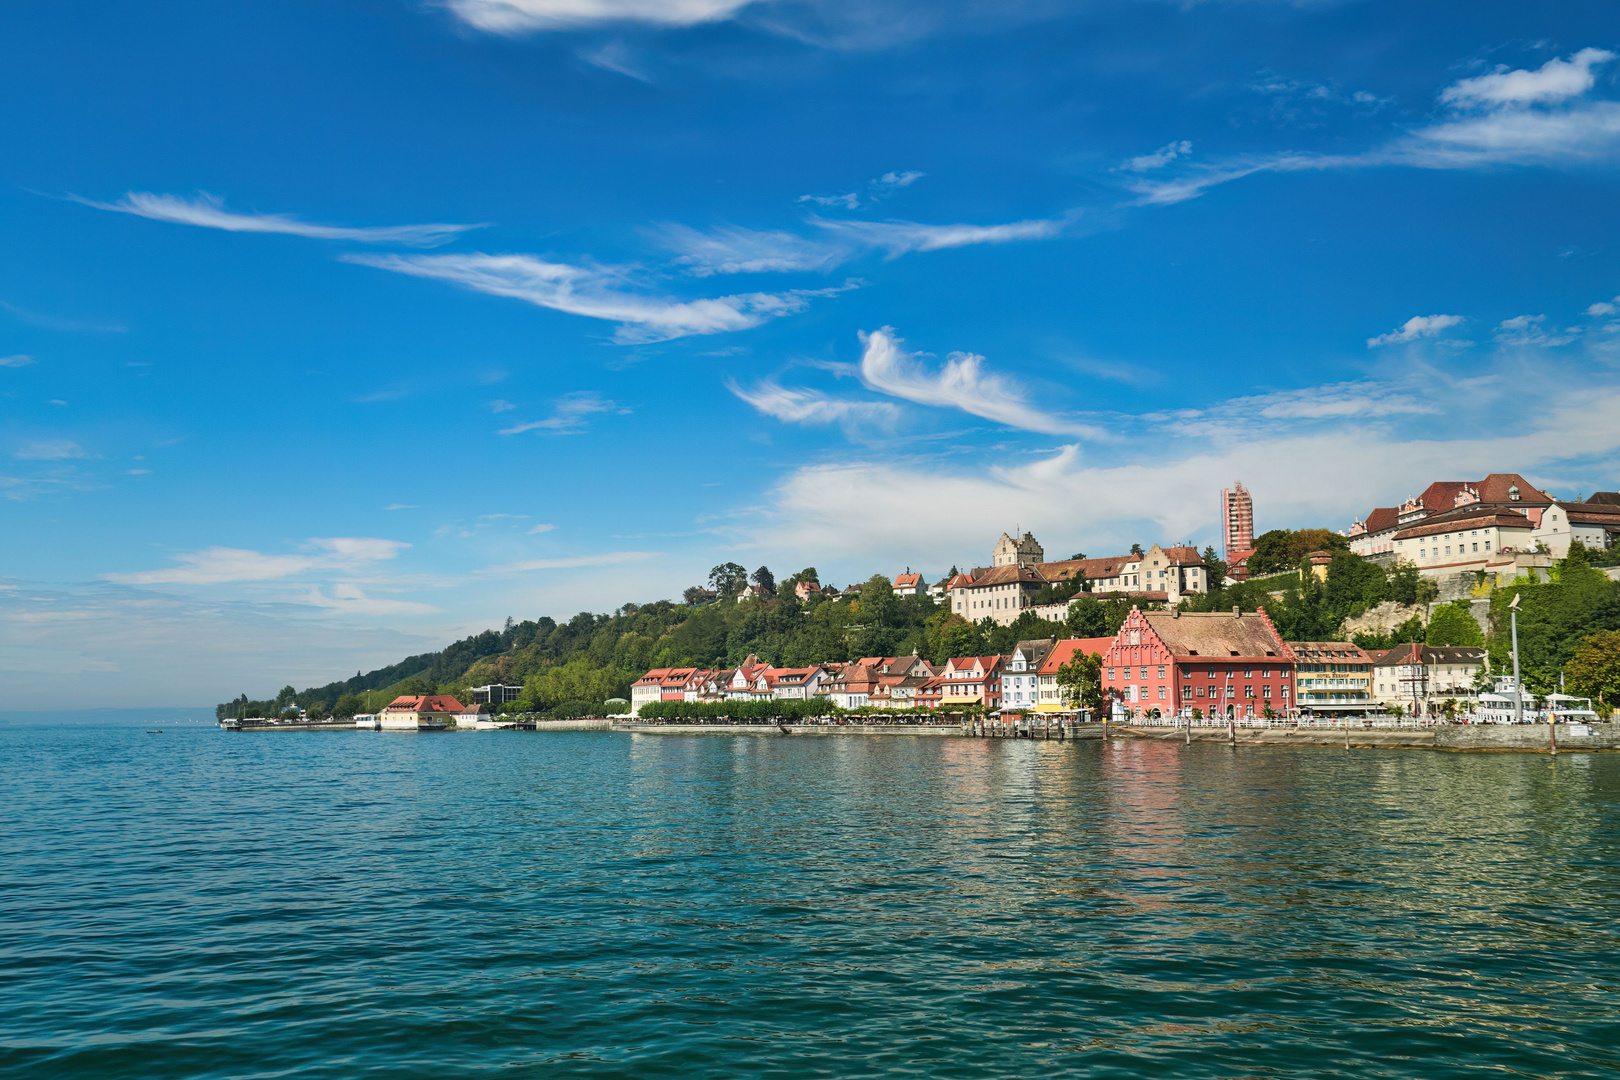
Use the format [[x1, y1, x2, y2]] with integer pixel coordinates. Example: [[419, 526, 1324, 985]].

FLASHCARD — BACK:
[[1509, 592, 1524, 726]]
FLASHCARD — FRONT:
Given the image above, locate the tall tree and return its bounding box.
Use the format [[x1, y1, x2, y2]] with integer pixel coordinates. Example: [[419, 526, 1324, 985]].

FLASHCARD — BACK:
[[1054, 650, 1107, 716], [751, 566, 776, 595], [708, 562, 749, 597], [1566, 631, 1620, 705]]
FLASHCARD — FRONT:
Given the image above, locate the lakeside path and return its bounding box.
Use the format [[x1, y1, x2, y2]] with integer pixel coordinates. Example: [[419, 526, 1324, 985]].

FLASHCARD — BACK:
[[615, 720, 1620, 752]]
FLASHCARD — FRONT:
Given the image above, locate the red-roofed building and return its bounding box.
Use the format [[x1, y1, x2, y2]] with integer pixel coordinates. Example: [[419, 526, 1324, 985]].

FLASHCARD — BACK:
[[892, 570, 924, 597], [380, 694, 467, 730], [1035, 637, 1116, 713], [1102, 606, 1295, 720], [919, 655, 1005, 710], [1350, 473, 1554, 557]]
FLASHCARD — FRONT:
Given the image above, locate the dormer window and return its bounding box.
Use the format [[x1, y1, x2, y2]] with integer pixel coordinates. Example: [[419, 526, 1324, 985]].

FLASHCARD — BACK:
[[1509, 485, 1520, 501]]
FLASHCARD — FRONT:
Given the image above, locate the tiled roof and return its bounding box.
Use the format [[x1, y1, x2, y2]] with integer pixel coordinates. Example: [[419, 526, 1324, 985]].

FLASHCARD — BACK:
[[1158, 546, 1204, 565], [1392, 504, 1533, 540], [1139, 610, 1290, 660], [1373, 643, 1487, 667], [1361, 507, 1400, 534], [1036, 637, 1115, 675], [1554, 501, 1620, 526], [893, 572, 922, 588], [383, 694, 467, 713], [1038, 556, 1137, 581], [962, 564, 1047, 588], [1287, 641, 1371, 662], [1588, 491, 1620, 506], [1013, 637, 1057, 666]]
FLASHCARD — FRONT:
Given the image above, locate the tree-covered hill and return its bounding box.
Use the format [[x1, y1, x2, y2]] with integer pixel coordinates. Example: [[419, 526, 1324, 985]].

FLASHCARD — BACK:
[[217, 547, 1620, 720]]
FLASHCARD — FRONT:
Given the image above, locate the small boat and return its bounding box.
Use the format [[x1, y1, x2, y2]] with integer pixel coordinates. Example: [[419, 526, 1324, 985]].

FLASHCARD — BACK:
[[145, 730, 162, 734]]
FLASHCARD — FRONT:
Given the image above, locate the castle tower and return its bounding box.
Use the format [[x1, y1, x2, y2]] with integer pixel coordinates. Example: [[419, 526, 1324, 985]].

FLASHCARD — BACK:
[[993, 531, 1044, 568]]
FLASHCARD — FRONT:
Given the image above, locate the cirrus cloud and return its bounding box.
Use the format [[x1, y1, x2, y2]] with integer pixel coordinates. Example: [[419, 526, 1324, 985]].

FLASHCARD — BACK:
[[73, 192, 481, 247]]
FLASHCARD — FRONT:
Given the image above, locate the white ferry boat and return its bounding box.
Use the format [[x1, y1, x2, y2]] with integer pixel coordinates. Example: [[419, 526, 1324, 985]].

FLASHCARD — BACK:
[[354, 713, 380, 730]]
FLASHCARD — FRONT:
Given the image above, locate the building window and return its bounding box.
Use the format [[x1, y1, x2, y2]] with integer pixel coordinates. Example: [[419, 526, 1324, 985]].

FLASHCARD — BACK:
[[1197, 687, 1205, 697], [1158, 686, 1167, 700], [1263, 685, 1272, 698], [1484, 541, 1491, 550], [1245, 687, 1255, 699]]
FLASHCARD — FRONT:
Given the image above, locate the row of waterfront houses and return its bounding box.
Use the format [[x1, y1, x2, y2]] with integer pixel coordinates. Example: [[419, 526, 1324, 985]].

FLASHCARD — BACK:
[[632, 606, 1491, 720]]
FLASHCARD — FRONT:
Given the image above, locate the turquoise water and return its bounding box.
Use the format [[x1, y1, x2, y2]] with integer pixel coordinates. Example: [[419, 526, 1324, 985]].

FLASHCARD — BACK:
[[3, 723, 1619, 1078]]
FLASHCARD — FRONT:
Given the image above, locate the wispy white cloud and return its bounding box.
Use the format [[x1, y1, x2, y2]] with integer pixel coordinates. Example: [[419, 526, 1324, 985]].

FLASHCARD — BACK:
[[856, 327, 1094, 436], [347, 252, 853, 342], [655, 224, 848, 276], [1121, 140, 1191, 172], [1494, 313, 1579, 347], [528, 523, 558, 534], [1586, 295, 1620, 317], [489, 551, 659, 572], [74, 192, 480, 247], [813, 214, 1069, 257], [296, 584, 440, 616], [1128, 48, 1620, 206], [447, 0, 752, 33], [657, 211, 1063, 276], [498, 391, 623, 435], [727, 378, 899, 426], [0, 354, 35, 368], [104, 537, 408, 586], [14, 439, 88, 461], [797, 169, 926, 210], [489, 399, 518, 413], [383, 503, 419, 511], [1367, 313, 1466, 348]]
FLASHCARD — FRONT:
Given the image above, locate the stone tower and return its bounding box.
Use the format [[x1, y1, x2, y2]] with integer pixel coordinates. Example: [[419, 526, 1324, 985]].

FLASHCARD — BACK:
[[993, 531, 1044, 568]]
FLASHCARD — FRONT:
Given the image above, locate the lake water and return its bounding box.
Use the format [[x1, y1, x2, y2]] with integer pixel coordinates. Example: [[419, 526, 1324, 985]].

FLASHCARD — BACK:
[[4, 721, 1619, 1078]]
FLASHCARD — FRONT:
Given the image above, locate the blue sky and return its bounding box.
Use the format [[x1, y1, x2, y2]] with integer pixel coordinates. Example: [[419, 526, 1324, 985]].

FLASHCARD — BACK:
[[4, 0, 1620, 707]]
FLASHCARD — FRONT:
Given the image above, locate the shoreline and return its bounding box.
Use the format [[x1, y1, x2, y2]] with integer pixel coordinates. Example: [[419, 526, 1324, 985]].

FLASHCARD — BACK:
[[216, 718, 1616, 753]]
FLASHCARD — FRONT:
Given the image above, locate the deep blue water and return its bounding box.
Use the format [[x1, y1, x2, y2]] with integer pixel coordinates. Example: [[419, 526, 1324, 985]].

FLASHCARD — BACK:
[[3, 723, 1619, 1079]]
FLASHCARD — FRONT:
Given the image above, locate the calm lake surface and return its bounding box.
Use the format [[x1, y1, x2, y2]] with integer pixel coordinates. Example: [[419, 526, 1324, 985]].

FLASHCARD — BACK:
[[4, 722, 1619, 1079]]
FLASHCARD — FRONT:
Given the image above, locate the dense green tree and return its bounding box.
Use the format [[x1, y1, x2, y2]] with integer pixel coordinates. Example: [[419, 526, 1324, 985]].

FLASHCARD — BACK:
[[1246, 528, 1350, 576], [708, 562, 748, 597], [1054, 650, 1106, 715], [1566, 631, 1620, 705], [751, 566, 776, 594], [1425, 602, 1484, 647]]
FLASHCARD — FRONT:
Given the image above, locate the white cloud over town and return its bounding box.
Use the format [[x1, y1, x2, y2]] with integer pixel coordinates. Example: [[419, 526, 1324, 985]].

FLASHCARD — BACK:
[[726, 378, 900, 426], [855, 327, 1095, 436]]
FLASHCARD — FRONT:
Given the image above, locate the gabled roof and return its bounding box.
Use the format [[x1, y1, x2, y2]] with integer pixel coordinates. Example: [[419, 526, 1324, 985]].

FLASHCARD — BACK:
[[1553, 501, 1620, 526], [1373, 643, 1487, 667], [1036, 637, 1115, 675], [1011, 637, 1057, 666], [1157, 545, 1204, 565], [1137, 610, 1290, 660], [960, 564, 1046, 588], [1360, 507, 1400, 534], [633, 668, 675, 686], [1392, 504, 1533, 540], [383, 694, 467, 713], [893, 572, 923, 588], [1038, 555, 1137, 582], [1588, 491, 1620, 506], [1286, 641, 1372, 662]]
